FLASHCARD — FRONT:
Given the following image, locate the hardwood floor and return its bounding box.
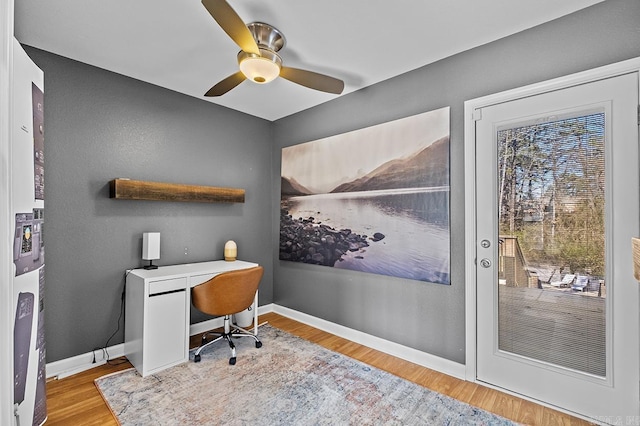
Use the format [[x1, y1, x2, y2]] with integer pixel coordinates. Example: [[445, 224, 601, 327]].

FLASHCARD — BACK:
[[45, 312, 593, 425]]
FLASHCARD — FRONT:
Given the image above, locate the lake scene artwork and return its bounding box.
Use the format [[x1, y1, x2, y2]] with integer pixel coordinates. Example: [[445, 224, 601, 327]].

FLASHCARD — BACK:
[[279, 107, 450, 284]]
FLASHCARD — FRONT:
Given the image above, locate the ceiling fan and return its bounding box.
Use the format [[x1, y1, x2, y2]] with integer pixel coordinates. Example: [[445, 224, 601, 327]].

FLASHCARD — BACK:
[[202, 0, 345, 97]]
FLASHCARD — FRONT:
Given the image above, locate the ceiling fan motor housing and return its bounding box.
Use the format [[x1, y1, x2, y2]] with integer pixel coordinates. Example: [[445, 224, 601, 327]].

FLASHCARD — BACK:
[[247, 22, 285, 52]]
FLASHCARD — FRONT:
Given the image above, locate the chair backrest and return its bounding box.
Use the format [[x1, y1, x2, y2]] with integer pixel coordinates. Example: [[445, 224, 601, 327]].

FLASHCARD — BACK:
[[575, 275, 589, 285], [191, 266, 264, 316]]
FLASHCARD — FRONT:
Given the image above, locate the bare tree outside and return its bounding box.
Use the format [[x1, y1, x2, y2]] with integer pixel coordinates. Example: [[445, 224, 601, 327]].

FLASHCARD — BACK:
[[497, 112, 605, 279]]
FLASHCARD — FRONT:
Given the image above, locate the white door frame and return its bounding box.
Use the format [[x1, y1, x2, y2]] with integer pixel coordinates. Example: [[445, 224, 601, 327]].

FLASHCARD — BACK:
[[464, 57, 640, 404], [1, 1, 15, 425]]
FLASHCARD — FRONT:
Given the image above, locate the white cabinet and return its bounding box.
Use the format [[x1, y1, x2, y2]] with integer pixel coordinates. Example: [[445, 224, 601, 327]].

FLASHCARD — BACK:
[[146, 282, 187, 374], [124, 260, 258, 376], [124, 275, 189, 377]]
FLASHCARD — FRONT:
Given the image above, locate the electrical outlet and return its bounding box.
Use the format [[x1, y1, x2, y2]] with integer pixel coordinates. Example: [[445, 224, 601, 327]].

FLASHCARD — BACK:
[[184, 247, 188, 256]]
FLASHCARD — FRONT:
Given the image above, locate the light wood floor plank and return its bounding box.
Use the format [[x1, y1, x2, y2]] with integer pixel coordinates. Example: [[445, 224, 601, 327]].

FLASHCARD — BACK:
[[45, 312, 592, 425], [447, 380, 477, 404], [517, 398, 545, 425]]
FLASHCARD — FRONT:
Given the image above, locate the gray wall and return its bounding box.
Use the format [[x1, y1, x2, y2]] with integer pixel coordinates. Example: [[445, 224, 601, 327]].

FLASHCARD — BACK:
[[271, 1, 640, 364], [24, 47, 274, 362]]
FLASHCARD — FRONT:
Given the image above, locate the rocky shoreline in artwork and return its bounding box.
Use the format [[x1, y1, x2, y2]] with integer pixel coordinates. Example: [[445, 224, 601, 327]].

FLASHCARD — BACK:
[[279, 209, 385, 266]]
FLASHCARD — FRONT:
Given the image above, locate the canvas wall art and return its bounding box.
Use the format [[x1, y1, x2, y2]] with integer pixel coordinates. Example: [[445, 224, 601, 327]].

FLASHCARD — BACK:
[[279, 107, 450, 284]]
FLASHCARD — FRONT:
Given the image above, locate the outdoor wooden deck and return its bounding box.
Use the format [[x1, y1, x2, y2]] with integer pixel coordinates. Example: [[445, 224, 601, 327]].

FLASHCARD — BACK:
[[499, 285, 606, 376]]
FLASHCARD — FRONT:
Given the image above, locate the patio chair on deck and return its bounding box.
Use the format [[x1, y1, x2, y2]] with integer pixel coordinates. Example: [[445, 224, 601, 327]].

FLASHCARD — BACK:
[[571, 275, 589, 292], [550, 274, 575, 288]]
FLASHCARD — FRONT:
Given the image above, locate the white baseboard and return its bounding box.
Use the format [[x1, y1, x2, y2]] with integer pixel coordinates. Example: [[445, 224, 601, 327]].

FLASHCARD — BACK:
[[46, 303, 464, 381], [273, 305, 466, 380], [46, 343, 126, 380]]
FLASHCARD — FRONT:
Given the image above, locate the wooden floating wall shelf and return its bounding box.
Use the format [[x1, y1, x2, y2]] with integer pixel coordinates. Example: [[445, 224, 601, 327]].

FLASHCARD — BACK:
[[109, 179, 245, 203]]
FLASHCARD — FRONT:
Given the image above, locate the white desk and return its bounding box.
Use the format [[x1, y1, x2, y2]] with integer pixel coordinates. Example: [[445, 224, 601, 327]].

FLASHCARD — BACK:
[[124, 260, 258, 376]]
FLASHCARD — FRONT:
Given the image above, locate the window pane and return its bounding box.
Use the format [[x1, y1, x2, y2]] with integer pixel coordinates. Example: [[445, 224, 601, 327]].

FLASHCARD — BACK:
[[496, 111, 606, 377]]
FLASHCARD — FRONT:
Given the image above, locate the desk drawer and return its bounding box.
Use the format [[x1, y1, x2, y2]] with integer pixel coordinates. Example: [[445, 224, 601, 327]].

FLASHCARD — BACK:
[[149, 277, 187, 295], [191, 273, 216, 287]]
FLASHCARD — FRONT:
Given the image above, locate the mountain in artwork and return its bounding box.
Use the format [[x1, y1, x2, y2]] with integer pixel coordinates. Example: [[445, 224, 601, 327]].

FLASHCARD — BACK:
[[331, 136, 449, 193], [281, 176, 313, 196]]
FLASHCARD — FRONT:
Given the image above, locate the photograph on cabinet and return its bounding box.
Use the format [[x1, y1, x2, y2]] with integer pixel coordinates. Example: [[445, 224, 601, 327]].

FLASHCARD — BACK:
[[32, 83, 44, 200], [13, 211, 44, 276]]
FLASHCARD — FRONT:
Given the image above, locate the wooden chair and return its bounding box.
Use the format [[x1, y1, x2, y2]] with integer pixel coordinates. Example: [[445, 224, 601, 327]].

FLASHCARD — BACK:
[[191, 266, 264, 364]]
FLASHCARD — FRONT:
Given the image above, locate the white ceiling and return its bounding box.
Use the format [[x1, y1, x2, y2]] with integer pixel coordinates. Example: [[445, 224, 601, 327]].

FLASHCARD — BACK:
[[15, 0, 603, 121]]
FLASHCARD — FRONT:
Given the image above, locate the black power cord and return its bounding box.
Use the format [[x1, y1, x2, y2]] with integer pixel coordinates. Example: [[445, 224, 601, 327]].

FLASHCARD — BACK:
[[92, 269, 137, 366], [103, 286, 127, 365]]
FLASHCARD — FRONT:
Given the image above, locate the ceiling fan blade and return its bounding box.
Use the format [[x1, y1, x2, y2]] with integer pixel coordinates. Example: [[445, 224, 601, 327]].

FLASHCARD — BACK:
[[201, 0, 260, 55], [205, 71, 246, 96], [280, 67, 344, 95]]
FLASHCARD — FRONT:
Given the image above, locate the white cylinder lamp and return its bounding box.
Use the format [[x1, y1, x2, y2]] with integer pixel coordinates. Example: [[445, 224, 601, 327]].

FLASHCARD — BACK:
[[224, 240, 237, 262], [142, 232, 160, 269]]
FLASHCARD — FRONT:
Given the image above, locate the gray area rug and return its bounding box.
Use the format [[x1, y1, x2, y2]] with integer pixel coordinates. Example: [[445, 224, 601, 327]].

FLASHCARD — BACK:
[[95, 325, 516, 425]]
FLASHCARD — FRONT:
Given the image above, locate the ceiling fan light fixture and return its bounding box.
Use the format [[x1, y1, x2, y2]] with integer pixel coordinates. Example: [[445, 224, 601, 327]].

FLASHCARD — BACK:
[[237, 49, 282, 84]]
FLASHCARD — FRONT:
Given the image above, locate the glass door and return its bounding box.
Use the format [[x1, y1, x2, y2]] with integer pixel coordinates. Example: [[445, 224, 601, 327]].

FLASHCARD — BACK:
[[475, 72, 639, 419]]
